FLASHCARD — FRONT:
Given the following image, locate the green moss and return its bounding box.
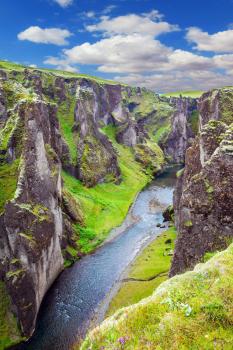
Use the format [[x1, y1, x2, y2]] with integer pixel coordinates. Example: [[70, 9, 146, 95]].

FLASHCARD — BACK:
[[219, 89, 233, 125], [189, 110, 200, 134], [0, 160, 19, 214], [66, 245, 78, 258], [81, 244, 233, 350], [107, 227, 177, 316], [0, 281, 23, 349], [17, 203, 50, 222], [204, 179, 214, 197], [79, 133, 118, 186], [176, 168, 184, 178], [6, 269, 25, 279], [203, 251, 218, 262], [184, 220, 193, 227], [19, 232, 35, 244], [57, 97, 77, 164], [152, 124, 171, 144], [134, 140, 164, 175]]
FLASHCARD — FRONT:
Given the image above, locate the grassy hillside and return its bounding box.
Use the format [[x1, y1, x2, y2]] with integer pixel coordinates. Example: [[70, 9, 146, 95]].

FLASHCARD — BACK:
[[107, 227, 177, 316], [163, 90, 204, 98], [0, 60, 121, 86], [80, 243, 233, 350]]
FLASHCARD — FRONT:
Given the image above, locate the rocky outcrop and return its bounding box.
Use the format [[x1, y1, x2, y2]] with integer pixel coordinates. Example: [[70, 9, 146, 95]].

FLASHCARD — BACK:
[[170, 88, 233, 276], [0, 101, 65, 336], [161, 97, 198, 163], [74, 81, 121, 186]]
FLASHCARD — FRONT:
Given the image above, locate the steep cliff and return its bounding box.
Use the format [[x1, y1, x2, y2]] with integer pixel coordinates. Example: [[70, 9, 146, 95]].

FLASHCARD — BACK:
[[170, 88, 233, 276], [0, 61, 198, 343]]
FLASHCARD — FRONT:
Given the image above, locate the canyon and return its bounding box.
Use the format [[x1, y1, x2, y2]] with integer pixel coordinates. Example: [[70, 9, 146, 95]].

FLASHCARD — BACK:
[[0, 61, 232, 349]]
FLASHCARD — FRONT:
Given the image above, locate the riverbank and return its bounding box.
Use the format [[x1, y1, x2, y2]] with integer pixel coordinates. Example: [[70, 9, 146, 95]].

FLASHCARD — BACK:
[[106, 226, 177, 317]]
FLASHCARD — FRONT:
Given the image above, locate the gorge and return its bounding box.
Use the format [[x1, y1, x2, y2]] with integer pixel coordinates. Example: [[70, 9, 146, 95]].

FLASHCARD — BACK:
[[0, 60, 232, 350]]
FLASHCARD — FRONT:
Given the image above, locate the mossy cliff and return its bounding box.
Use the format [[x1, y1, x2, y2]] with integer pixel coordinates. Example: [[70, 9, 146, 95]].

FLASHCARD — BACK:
[[0, 61, 197, 345], [171, 87, 233, 276]]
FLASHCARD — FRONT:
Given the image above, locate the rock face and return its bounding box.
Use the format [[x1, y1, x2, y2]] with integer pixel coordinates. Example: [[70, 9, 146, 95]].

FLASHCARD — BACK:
[[170, 88, 233, 276], [0, 102, 64, 336], [74, 81, 122, 186], [162, 97, 197, 163]]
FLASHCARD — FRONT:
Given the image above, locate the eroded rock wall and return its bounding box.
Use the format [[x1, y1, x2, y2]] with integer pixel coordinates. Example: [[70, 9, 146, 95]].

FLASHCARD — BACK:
[[170, 88, 233, 276], [162, 97, 197, 163]]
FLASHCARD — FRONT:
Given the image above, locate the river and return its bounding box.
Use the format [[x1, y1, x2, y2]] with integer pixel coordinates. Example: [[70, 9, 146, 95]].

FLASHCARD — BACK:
[[17, 167, 177, 350]]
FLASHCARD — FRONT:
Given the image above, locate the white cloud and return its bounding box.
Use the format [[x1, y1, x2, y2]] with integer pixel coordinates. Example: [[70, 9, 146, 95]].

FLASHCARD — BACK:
[[86, 11, 179, 37], [114, 69, 233, 93], [63, 36, 214, 75], [85, 11, 96, 18], [44, 56, 78, 72], [167, 50, 214, 71], [40, 10, 233, 91], [186, 27, 233, 53], [102, 5, 117, 15], [17, 26, 72, 45], [54, 0, 73, 8], [64, 34, 172, 73], [29, 64, 38, 68]]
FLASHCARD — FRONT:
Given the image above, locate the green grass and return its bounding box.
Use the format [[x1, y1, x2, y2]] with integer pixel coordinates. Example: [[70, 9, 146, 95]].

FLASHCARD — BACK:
[[152, 124, 171, 144], [189, 110, 200, 134], [0, 282, 23, 349], [0, 160, 19, 214], [81, 243, 233, 350], [107, 227, 177, 316], [63, 125, 153, 253], [163, 90, 204, 98], [0, 60, 123, 86]]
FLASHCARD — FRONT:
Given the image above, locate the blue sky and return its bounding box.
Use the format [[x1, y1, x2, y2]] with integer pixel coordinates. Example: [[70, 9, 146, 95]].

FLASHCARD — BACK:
[[1, 0, 233, 92]]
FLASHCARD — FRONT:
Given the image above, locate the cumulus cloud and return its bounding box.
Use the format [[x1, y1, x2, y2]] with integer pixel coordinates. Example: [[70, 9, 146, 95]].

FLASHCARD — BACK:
[[40, 10, 233, 91], [54, 0, 73, 8], [44, 56, 78, 72], [17, 26, 72, 45], [102, 5, 117, 15], [186, 27, 233, 53], [85, 11, 96, 19], [86, 11, 179, 37], [63, 35, 215, 75], [61, 11, 180, 74], [114, 69, 233, 93], [64, 34, 172, 73]]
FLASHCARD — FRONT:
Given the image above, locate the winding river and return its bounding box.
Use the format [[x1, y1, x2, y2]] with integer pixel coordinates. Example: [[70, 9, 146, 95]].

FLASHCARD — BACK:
[[18, 167, 177, 350]]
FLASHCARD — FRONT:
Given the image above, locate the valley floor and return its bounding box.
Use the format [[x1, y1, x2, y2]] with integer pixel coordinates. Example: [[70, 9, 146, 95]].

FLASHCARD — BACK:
[[107, 226, 177, 317]]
